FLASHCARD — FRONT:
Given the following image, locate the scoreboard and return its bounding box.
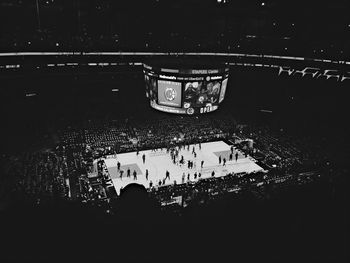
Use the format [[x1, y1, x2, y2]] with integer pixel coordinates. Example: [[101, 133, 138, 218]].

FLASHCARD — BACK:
[[143, 63, 229, 115]]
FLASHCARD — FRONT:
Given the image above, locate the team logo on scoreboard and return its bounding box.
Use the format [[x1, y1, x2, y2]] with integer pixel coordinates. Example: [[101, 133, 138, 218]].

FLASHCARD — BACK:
[[187, 108, 195, 115], [164, 87, 177, 101]]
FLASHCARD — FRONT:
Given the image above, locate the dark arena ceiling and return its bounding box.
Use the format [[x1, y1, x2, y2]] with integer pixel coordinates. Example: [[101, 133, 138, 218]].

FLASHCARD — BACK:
[[0, 0, 349, 58], [0, 0, 349, 149]]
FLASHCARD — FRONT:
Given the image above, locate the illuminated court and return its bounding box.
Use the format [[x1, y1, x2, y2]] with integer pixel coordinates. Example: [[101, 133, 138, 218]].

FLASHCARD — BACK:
[[99, 141, 264, 195]]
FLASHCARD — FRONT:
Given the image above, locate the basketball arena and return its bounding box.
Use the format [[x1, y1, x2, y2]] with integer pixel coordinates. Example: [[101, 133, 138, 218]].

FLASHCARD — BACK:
[[95, 140, 263, 194], [0, 1, 348, 262]]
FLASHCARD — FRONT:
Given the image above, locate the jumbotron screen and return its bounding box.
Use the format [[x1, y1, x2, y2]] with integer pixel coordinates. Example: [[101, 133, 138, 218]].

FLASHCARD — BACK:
[[143, 63, 229, 114]]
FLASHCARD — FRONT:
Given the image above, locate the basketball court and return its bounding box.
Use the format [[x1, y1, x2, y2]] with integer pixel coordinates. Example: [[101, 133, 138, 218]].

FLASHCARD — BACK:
[[98, 140, 263, 195]]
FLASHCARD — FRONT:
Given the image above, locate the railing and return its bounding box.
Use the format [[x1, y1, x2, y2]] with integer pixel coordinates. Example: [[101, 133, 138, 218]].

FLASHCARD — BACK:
[[0, 51, 349, 66]]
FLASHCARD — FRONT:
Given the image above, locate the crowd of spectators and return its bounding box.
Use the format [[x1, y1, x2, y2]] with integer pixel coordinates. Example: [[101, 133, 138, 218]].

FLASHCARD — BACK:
[[1, 1, 349, 59], [233, 125, 335, 173], [147, 169, 324, 209], [0, 150, 69, 205], [0, 114, 342, 209], [1, 29, 348, 60]]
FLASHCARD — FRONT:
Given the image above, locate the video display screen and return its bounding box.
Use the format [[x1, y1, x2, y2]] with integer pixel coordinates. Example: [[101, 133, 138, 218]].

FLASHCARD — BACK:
[[157, 80, 182, 107], [144, 75, 150, 98], [183, 81, 221, 106], [219, 78, 228, 103], [145, 74, 158, 101], [143, 64, 229, 115]]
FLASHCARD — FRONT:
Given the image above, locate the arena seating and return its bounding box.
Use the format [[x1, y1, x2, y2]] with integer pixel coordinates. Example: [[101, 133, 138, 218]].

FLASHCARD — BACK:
[[0, 115, 336, 206]]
